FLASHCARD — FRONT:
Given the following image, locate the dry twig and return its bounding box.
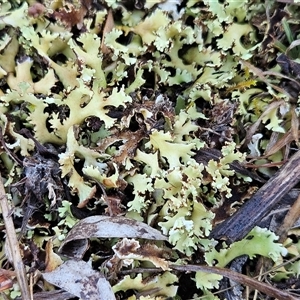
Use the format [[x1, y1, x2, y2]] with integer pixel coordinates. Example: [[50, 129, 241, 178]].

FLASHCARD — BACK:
[[171, 264, 298, 300], [0, 173, 31, 299]]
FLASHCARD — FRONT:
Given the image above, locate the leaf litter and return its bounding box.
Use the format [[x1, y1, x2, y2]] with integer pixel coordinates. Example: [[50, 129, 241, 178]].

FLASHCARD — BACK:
[[0, 0, 300, 299]]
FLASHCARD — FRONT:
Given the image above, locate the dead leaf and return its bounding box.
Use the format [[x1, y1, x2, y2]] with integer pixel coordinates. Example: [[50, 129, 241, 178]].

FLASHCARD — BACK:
[[58, 238, 89, 259], [101, 10, 114, 55], [43, 260, 115, 300], [106, 195, 125, 216], [0, 271, 14, 292], [97, 129, 145, 166], [113, 238, 170, 270], [59, 216, 167, 255], [264, 129, 293, 157], [51, 0, 92, 29], [45, 239, 63, 272]]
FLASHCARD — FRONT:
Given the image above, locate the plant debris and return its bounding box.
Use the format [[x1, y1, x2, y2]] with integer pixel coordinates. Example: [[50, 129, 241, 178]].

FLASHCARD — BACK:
[[1, 0, 300, 299]]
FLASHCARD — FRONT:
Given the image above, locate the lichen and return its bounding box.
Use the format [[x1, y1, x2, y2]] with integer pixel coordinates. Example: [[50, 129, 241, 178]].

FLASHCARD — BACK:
[[0, 0, 299, 298]]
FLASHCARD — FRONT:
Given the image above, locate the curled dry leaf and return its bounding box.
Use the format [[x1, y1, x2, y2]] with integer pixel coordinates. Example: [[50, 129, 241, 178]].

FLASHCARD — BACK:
[[0, 271, 14, 292], [59, 216, 167, 255], [113, 238, 170, 271], [59, 238, 90, 259], [45, 239, 63, 272], [0, 275, 13, 292], [43, 260, 115, 300]]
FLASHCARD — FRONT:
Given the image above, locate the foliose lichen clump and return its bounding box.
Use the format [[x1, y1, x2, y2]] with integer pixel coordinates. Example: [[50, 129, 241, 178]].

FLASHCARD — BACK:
[[1, 0, 299, 298]]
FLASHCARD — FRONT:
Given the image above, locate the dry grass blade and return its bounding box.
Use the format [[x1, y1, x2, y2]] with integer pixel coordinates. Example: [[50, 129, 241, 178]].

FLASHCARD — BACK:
[[264, 129, 296, 157], [171, 264, 298, 300], [0, 173, 31, 299]]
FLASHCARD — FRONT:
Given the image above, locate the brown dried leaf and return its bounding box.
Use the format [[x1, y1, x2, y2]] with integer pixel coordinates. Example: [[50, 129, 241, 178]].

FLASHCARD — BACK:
[[97, 129, 145, 165], [106, 195, 125, 216], [59, 216, 167, 254], [45, 240, 63, 272], [101, 10, 114, 55], [113, 238, 170, 270], [43, 260, 115, 300], [0, 269, 16, 277], [51, 0, 92, 29], [0, 273, 14, 292], [264, 130, 294, 157]]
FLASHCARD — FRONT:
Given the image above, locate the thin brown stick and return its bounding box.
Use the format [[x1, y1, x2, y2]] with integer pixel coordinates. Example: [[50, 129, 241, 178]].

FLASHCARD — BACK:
[[171, 264, 298, 300], [0, 173, 31, 299], [210, 150, 300, 242]]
